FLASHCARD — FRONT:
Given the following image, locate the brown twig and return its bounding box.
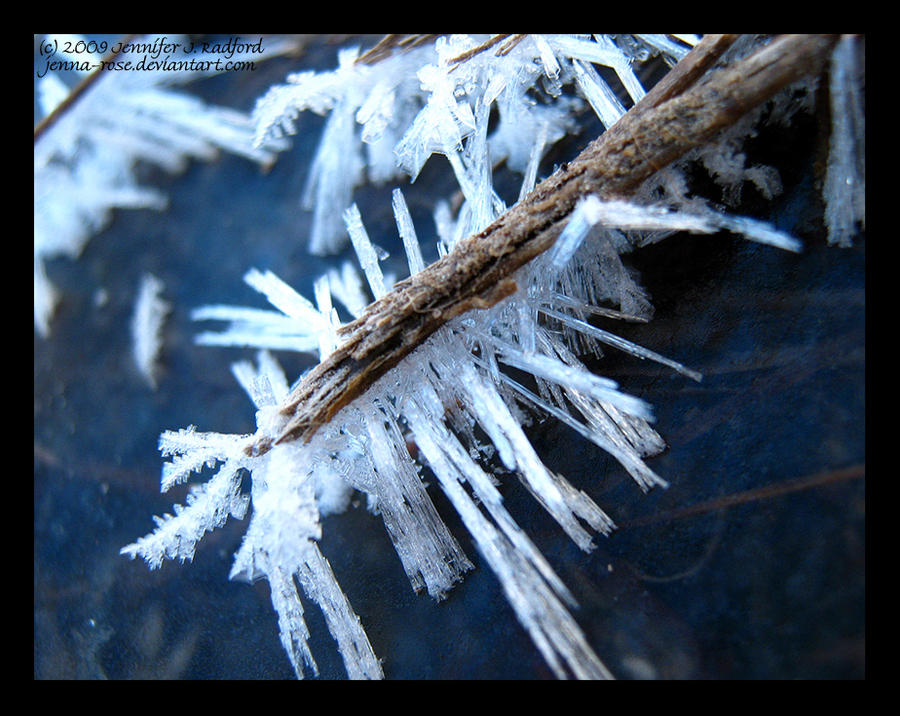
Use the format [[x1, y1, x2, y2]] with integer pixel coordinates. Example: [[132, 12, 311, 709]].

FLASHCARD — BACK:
[[356, 34, 442, 65], [265, 34, 839, 452], [447, 34, 512, 68], [495, 34, 528, 57]]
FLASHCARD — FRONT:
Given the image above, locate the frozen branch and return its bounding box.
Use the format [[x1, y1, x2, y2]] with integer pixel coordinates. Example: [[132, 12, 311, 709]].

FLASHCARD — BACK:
[[263, 35, 839, 451]]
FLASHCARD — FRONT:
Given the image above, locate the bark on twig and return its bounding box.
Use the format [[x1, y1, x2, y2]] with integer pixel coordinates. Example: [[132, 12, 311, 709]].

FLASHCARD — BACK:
[[356, 34, 441, 65], [269, 34, 839, 451]]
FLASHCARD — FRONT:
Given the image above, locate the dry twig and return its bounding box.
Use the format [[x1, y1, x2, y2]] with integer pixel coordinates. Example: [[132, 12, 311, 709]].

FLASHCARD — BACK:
[[356, 34, 441, 65], [261, 34, 839, 453]]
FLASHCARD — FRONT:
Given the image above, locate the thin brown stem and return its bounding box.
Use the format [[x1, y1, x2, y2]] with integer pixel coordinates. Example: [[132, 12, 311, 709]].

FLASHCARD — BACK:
[[496, 34, 528, 57], [265, 34, 839, 452], [356, 34, 441, 65], [447, 34, 512, 67]]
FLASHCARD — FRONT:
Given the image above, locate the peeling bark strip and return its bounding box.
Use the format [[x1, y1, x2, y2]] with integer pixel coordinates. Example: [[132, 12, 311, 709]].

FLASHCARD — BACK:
[[273, 34, 839, 448]]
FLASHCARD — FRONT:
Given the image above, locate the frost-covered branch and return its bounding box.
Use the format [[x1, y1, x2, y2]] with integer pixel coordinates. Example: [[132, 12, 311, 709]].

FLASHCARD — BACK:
[[273, 34, 839, 448], [123, 34, 863, 680]]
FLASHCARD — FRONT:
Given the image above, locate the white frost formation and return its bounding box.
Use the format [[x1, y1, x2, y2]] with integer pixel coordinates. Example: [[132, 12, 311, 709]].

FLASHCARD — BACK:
[[122, 350, 381, 679], [253, 34, 696, 254], [34, 33, 292, 337], [124, 35, 864, 679], [131, 272, 171, 388]]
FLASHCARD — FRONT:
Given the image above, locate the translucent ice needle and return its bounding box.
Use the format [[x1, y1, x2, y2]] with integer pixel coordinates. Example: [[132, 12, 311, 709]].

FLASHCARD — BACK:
[[344, 203, 387, 299], [493, 368, 668, 492], [243, 268, 328, 327], [548, 195, 605, 268], [541, 307, 704, 382], [492, 340, 655, 421], [582, 197, 803, 253], [392, 188, 425, 276]]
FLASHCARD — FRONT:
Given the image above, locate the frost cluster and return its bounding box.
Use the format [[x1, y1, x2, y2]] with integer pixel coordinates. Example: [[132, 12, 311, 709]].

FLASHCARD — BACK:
[[130, 273, 170, 388], [33, 33, 293, 337], [121, 34, 865, 679], [253, 34, 701, 254]]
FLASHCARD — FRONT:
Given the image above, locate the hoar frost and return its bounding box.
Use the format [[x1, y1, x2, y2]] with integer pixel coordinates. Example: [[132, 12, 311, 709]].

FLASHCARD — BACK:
[[122, 34, 864, 679], [33, 33, 293, 337], [131, 273, 170, 389]]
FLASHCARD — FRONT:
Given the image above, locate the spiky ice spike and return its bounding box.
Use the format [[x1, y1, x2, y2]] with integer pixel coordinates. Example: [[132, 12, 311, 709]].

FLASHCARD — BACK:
[[229, 438, 382, 680], [125, 35, 863, 679], [192, 268, 347, 355], [343, 203, 388, 299], [170, 182, 806, 678], [439, 342, 617, 552], [392, 188, 426, 276], [124, 351, 376, 679], [344, 400, 475, 599], [402, 369, 614, 679], [326, 261, 370, 319], [255, 35, 692, 257], [550, 195, 802, 269], [121, 423, 252, 569], [254, 43, 438, 254]]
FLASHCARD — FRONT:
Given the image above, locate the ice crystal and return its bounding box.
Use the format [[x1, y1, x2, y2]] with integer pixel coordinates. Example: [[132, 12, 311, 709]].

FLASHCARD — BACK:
[[122, 34, 865, 679], [132, 191, 806, 678], [122, 350, 379, 679], [253, 43, 436, 254], [131, 273, 170, 389], [251, 34, 695, 255]]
